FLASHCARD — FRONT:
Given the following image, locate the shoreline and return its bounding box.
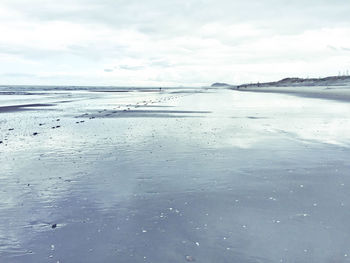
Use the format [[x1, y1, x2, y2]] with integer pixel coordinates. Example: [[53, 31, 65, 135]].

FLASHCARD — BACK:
[[230, 85, 350, 103]]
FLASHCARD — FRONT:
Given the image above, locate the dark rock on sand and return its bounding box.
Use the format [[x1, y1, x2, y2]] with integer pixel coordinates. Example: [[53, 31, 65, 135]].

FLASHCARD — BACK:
[[51, 224, 57, 229]]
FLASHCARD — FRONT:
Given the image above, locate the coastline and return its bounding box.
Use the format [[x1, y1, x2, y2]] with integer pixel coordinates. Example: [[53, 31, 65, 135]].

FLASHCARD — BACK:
[[230, 85, 350, 103]]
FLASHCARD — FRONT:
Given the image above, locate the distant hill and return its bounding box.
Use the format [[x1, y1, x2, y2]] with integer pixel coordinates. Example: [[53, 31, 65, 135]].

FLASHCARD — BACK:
[[211, 83, 231, 87], [236, 76, 350, 88]]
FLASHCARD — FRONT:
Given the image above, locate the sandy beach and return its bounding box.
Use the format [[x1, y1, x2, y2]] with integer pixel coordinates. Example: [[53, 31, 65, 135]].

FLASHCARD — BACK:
[[232, 85, 350, 103], [1, 86, 350, 263]]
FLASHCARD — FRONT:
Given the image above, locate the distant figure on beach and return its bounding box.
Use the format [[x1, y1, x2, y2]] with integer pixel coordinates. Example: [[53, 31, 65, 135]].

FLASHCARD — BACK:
[[159, 87, 162, 91]]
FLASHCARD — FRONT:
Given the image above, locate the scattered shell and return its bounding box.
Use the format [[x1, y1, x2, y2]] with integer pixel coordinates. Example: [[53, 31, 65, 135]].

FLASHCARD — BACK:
[[185, 255, 196, 262]]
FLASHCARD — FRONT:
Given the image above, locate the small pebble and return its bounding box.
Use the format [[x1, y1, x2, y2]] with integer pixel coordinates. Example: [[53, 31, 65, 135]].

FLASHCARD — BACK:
[[51, 224, 57, 229], [185, 255, 196, 262], [33, 132, 39, 136]]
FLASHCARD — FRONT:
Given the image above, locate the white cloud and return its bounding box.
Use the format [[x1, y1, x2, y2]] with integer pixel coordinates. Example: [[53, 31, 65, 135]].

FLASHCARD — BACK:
[[0, 0, 349, 86]]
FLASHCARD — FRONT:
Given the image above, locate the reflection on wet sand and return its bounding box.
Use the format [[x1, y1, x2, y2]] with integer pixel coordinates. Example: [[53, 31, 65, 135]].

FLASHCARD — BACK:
[[0, 103, 56, 113], [80, 109, 211, 119], [1, 86, 350, 263]]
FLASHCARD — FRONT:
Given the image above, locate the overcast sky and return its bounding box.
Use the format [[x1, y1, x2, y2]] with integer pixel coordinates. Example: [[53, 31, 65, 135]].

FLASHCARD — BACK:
[[0, 0, 350, 86]]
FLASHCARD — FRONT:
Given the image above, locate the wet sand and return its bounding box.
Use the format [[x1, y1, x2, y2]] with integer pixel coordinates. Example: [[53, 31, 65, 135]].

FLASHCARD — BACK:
[[0, 104, 56, 113], [232, 85, 350, 103], [1, 86, 350, 263]]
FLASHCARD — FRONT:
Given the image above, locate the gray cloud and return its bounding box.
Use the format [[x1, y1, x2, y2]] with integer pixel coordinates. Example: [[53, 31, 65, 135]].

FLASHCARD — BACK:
[[119, 65, 145, 70], [1, 0, 350, 85], [3, 0, 350, 35], [327, 45, 338, 51], [0, 73, 37, 78]]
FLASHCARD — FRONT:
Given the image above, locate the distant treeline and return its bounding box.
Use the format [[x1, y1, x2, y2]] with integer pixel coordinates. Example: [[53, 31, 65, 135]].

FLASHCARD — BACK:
[[236, 76, 350, 88]]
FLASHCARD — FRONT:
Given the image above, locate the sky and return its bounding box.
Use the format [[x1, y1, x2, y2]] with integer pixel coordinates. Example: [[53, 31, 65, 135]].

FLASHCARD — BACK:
[[0, 0, 350, 86]]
